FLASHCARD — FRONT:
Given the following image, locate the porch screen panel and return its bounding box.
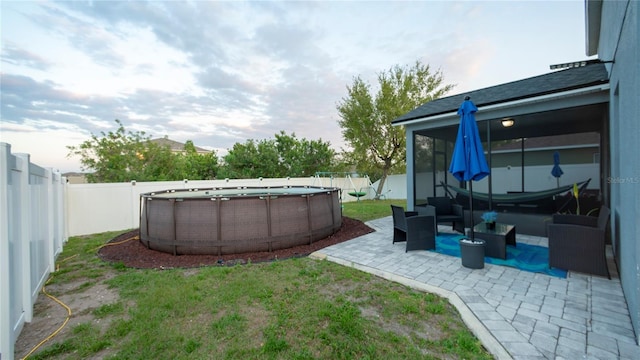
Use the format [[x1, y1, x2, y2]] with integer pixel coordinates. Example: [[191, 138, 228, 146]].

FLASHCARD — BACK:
[[414, 133, 434, 205]]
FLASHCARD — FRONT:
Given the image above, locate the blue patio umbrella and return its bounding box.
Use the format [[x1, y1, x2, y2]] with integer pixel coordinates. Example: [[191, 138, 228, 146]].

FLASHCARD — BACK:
[[449, 97, 490, 241], [551, 151, 563, 188]]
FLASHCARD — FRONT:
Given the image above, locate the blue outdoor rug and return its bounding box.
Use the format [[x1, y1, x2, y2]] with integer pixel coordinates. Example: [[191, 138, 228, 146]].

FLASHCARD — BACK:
[[432, 233, 567, 278]]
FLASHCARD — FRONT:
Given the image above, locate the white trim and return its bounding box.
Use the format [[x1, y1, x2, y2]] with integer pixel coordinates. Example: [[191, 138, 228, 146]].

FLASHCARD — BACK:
[[585, 0, 603, 56]]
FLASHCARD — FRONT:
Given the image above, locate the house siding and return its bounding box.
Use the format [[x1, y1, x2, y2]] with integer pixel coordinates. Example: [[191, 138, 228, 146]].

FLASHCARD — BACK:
[[599, 0, 640, 344]]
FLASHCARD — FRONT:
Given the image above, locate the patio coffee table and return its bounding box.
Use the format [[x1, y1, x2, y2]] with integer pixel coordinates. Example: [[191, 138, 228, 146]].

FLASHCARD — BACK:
[[468, 223, 516, 259]]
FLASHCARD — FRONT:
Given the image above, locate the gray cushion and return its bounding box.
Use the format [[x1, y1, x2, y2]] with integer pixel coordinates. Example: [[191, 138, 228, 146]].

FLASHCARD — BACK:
[[428, 197, 452, 214]]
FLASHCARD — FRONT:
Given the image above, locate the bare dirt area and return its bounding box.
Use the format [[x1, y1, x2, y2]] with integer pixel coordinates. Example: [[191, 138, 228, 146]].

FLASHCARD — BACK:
[[14, 278, 122, 360], [14, 217, 373, 359]]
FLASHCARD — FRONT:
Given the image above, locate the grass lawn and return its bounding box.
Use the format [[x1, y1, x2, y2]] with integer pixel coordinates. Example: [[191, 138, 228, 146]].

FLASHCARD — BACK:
[[21, 199, 493, 360], [341, 199, 408, 222]]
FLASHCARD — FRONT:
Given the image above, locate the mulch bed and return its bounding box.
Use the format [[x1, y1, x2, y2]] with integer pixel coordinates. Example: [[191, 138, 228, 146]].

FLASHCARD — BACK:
[[98, 217, 374, 269]]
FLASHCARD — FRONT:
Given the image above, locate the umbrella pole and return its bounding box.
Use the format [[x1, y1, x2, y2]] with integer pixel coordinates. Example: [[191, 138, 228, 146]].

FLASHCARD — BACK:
[[469, 181, 474, 241]]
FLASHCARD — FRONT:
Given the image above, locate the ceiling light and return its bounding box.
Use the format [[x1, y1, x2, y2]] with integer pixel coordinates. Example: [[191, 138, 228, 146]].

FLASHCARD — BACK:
[[501, 119, 515, 127]]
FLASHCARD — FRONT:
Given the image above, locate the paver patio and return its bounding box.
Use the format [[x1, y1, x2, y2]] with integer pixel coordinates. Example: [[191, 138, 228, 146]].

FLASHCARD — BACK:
[[311, 216, 640, 359]]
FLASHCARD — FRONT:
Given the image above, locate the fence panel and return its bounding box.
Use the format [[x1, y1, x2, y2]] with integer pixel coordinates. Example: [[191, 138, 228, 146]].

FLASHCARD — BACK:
[[1, 143, 67, 360], [29, 164, 53, 303]]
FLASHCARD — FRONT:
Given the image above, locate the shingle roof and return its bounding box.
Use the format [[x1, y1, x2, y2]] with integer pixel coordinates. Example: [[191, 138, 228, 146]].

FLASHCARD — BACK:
[[393, 61, 609, 124]]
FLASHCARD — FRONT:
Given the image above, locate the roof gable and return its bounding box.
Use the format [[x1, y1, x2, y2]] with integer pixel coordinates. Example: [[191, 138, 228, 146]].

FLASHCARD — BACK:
[[393, 61, 608, 124], [150, 138, 210, 153]]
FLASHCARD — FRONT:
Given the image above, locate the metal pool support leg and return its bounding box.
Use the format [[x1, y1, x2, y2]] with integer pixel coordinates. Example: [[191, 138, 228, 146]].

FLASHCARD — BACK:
[[216, 198, 222, 256], [265, 196, 273, 252], [171, 199, 178, 256], [306, 194, 313, 245], [142, 197, 151, 249]]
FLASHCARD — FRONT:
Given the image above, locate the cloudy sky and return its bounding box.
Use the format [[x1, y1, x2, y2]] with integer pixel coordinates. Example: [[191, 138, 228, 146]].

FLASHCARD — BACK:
[[1, 0, 592, 173]]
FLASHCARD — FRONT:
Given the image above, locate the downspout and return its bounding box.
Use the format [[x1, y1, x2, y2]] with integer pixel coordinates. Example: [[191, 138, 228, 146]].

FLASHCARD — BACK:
[[521, 138, 525, 192], [487, 121, 492, 210]]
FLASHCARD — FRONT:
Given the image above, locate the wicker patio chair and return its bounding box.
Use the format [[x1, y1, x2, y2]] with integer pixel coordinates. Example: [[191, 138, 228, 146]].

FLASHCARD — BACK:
[[415, 204, 439, 233], [547, 205, 610, 278], [390, 205, 418, 244], [405, 215, 436, 252], [427, 197, 465, 233]]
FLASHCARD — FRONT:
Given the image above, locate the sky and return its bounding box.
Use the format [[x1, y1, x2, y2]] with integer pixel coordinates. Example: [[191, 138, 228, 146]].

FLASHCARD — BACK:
[[1, 0, 594, 173]]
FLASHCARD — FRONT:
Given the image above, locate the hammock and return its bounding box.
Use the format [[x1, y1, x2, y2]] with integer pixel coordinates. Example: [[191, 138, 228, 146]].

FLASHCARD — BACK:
[[442, 179, 591, 205], [348, 190, 368, 198]]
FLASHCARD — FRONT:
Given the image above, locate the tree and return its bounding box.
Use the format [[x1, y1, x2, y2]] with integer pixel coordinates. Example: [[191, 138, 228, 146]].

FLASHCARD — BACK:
[[67, 119, 169, 182], [67, 120, 218, 182], [219, 138, 280, 179], [274, 131, 335, 177], [182, 140, 219, 180], [219, 131, 336, 179], [135, 140, 183, 181], [336, 61, 454, 198]]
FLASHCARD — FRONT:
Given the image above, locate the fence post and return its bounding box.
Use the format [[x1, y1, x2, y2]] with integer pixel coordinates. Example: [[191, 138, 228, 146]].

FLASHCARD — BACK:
[[45, 168, 56, 273], [16, 154, 32, 324], [53, 171, 66, 255], [1, 143, 14, 360], [131, 180, 138, 230]]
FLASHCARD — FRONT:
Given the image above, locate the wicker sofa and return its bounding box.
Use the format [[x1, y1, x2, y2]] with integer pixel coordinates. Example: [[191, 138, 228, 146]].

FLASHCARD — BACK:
[[547, 206, 611, 278]]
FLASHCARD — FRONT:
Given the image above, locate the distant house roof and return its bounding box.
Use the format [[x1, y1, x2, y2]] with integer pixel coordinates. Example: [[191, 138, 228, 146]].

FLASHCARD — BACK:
[[150, 138, 210, 154], [393, 61, 609, 124], [62, 172, 88, 184]]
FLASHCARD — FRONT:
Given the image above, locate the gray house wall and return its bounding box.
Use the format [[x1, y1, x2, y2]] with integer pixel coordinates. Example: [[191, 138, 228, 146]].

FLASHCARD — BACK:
[[593, 0, 640, 344]]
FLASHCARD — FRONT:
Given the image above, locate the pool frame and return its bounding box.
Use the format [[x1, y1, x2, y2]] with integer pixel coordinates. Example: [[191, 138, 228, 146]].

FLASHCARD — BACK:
[[139, 186, 342, 255]]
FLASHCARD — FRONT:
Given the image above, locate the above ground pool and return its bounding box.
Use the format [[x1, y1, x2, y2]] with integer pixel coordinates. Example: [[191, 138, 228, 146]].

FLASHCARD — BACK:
[[139, 186, 342, 255]]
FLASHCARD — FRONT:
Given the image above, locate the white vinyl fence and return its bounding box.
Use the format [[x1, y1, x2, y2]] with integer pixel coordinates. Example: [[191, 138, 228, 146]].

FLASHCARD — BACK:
[[1, 143, 66, 360], [66, 175, 374, 237]]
